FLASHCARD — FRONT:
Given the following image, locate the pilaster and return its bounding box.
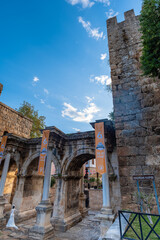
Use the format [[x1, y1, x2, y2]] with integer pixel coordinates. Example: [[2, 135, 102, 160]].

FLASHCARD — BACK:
[[29, 200, 54, 240], [0, 196, 6, 228]]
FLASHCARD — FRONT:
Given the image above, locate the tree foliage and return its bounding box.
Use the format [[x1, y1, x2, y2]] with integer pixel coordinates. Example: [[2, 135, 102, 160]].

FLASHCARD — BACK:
[[50, 176, 56, 187], [140, 0, 160, 78], [18, 101, 46, 138], [108, 111, 115, 122]]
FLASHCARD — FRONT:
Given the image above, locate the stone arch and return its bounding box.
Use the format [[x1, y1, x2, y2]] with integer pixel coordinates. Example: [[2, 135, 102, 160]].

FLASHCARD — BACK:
[[51, 147, 95, 231], [51, 154, 61, 175], [21, 151, 40, 176], [15, 150, 60, 215], [13, 151, 42, 214], [22, 156, 43, 212], [21, 150, 60, 176], [62, 147, 95, 174]]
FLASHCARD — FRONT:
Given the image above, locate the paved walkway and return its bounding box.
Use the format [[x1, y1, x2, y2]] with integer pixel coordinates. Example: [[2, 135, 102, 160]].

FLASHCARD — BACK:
[[0, 211, 106, 240]]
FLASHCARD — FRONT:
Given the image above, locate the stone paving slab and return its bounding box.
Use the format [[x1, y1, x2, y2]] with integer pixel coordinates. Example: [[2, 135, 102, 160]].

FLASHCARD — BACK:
[[0, 211, 105, 240], [99, 213, 130, 240]]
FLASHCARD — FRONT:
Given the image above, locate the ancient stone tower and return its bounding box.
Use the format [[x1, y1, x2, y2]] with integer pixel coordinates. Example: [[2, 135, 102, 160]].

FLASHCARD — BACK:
[[107, 10, 160, 211]]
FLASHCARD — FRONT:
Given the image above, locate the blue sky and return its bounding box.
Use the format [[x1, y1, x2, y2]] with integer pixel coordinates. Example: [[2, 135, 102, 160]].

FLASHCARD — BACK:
[[0, 0, 142, 133]]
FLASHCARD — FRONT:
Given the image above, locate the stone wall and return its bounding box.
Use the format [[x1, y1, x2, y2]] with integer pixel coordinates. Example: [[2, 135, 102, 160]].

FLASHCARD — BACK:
[[0, 159, 17, 204], [89, 189, 103, 210], [107, 9, 160, 212], [49, 185, 56, 206], [0, 102, 32, 138], [21, 175, 43, 212]]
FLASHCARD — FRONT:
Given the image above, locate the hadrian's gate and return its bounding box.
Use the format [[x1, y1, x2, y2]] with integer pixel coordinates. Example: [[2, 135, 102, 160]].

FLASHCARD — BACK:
[[1, 120, 120, 230]]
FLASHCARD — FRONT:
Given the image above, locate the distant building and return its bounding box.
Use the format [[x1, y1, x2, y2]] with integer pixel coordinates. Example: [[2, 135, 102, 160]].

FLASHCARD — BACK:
[[85, 159, 96, 177]]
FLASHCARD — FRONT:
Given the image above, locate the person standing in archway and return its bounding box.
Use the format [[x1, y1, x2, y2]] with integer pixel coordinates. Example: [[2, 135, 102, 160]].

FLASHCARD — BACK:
[[6, 205, 18, 229]]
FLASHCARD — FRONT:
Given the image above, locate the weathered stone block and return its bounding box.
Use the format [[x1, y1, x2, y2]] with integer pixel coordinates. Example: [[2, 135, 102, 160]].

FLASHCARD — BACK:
[[0, 102, 32, 138], [107, 9, 160, 212]]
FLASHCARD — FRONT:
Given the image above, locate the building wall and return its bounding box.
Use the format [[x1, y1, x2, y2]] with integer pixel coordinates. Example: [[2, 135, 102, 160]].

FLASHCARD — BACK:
[[0, 102, 32, 139], [107, 10, 160, 212], [85, 159, 96, 168], [89, 189, 103, 210]]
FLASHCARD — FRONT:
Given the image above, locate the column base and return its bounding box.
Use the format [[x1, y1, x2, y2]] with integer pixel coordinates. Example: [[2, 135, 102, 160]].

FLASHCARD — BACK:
[[0, 217, 6, 229], [29, 225, 54, 240], [79, 194, 88, 218], [51, 211, 82, 232], [79, 207, 89, 218], [96, 207, 115, 221], [29, 200, 54, 240], [0, 196, 7, 229], [101, 207, 113, 215]]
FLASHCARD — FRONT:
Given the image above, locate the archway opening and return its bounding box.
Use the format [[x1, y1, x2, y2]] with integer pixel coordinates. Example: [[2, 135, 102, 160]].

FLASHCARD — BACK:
[[50, 162, 56, 211], [64, 152, 104, 217], [21, 157, 43, 212], [84, 158, 103, 210]]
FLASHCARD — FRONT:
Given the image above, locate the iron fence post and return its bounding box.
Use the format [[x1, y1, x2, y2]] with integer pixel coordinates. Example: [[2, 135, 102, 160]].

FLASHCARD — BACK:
[[139, 213, 143, 240], [118, 211, 122, 239], [153, 180, 160, 214]]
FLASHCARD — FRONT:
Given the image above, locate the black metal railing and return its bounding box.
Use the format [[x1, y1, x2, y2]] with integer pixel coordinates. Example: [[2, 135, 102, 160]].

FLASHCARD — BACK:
[[119, 210, 160, 240]]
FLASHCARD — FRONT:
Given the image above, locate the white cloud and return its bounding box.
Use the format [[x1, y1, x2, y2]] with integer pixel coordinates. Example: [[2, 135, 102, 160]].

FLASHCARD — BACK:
[[62, 98, 100, 123], [40, 99, 45, 104], [46, 104, 55, 110], [86, 96, 94, 103], [44, 88, 49, 94], [33, 76, 39, 82], [100, 53, 107, 60], [34, 93, 54, 110], [34, 94, 39, 99], [106, 9, 119, 19], [90, 75, 111, 86], [32, 76, 39, 86], [67, 0, 94, 8], [95, 0, 110, 6], [67, 0, 110, 8], [73, 127, 81, 132], [78, 17, 104, 40]]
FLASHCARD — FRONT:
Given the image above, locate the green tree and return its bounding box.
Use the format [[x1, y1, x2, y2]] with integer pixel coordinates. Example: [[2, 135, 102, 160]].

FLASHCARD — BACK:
[[108, 111, 115, 121], [18, 101, 46, 138], [140, 0, 160, 78]]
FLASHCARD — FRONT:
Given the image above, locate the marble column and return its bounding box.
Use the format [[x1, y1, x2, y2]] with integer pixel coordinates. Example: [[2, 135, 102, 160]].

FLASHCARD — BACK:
[[0, 153, 11, 196], [29, 150, 54, 240], [0, 153, 11, 228], [102, 172, 112, 214], [96, 149, 114, 221], [79, 165, 88, 217], [101, 148, 112, 212]]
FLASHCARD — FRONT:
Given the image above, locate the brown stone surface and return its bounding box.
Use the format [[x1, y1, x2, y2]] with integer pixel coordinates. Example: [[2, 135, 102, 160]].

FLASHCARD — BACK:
[[0, 102, 32, 138], [1, 123, 117, 230], [0, 211, 103, 240], [107, 9, 160, 211], [49, 185, 56, 206], [89, 189, 103, 210]]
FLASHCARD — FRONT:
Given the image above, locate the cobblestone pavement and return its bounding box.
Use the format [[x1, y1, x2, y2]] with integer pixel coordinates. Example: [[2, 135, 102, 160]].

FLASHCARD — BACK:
[[0, 211, 108, 240]]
